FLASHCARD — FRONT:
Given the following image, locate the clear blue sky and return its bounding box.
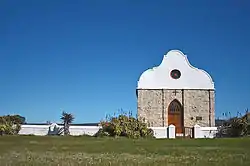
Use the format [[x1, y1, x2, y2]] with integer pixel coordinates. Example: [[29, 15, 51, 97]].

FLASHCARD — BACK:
[[1, 0, 250, 123]]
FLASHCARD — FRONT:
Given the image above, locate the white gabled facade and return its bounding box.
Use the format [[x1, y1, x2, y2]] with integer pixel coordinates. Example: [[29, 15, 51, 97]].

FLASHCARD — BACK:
[[137, 50, 214, 90]]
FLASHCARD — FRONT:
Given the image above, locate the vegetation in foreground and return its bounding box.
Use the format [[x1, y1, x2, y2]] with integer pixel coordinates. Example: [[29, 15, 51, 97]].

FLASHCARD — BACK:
[[0, 136, 250, 166], [95, 111, 154, 138], [0, 115, 25, 135], [1, 111, 250, 165]]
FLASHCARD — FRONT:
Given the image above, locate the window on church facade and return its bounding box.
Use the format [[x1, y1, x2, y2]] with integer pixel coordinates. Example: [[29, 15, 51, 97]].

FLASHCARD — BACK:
[[169, 100, 182, 113], [170, 69, 181, 79], [196, 116, 202, 120]]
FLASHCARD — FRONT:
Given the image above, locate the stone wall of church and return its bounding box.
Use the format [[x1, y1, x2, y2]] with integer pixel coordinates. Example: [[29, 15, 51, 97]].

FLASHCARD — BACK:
[[183, 90, 215, 127], [137, 89, 215, 127], [137, 89, 163, 127], [209, 90, 215, 127]]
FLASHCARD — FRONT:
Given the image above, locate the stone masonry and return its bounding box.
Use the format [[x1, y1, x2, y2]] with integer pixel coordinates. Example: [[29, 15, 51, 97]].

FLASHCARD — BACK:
[[137, 89, 215, 127]]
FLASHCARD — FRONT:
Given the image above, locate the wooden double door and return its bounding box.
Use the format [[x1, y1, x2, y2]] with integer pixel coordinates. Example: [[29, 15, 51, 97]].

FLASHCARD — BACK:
[[168, 99, 184, 134]]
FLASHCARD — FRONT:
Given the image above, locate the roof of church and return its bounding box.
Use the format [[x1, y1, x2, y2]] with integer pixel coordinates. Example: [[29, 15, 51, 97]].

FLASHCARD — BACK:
[[137, 50, 214, 90]]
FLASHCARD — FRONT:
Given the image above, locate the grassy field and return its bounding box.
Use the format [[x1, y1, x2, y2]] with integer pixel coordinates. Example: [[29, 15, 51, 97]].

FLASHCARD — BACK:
[[0, 136, 250, 166]]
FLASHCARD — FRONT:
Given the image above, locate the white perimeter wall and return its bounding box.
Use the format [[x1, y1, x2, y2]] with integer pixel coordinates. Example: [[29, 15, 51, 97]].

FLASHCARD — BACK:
[[200, 127, 218, 138], [19, 125, 101, 136], [19, 124, 218, 139], [193, 125, 218, 138], [149, 127, 168, 138], [19, 125, 169, 138]]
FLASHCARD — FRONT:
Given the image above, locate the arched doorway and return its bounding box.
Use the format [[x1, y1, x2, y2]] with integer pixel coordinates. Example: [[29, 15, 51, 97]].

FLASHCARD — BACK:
[[168, 99, 184, 134]]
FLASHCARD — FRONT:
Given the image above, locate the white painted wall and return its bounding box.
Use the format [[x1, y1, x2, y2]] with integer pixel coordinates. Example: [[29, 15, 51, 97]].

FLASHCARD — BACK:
[[137, 50, 214, 89], [69, 126, 101, 136], [200, 127, 218, 138], [19, 125, 50, 136], [19, 124, 173, 138], [19, 124, 217, 139], [19, 124, 101, 136], [193, 124, 218, 138], [149, 127, 168, 138]]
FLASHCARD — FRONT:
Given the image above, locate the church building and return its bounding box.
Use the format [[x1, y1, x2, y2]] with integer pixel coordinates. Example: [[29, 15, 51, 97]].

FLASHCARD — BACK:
[[136, 50, 215, 133]]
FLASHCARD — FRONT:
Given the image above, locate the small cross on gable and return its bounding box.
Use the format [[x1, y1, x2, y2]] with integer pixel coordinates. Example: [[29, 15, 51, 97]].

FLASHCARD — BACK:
[[172, 90, 180, 96]]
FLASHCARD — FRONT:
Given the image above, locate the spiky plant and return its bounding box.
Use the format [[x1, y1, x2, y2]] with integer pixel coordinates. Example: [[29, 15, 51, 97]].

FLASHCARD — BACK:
[[60, 111, 74, 136]]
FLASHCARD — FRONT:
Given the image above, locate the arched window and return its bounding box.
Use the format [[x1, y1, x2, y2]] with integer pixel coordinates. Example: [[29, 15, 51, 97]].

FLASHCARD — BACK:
[[168, 99, 182, 113]]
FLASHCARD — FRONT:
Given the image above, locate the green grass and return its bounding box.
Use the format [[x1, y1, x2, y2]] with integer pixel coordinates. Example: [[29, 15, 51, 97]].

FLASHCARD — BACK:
[[0, 136, 250, 166]]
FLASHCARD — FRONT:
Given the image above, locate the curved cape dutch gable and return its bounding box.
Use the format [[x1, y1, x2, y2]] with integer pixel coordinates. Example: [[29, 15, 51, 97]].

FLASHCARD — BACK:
[[137, 50, 214, 90]]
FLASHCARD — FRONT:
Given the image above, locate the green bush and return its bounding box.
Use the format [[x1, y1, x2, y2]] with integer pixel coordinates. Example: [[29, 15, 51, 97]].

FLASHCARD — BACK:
[[247, 125, 250, 135], [94, 128, 110, 137], [0, 115, 22, 136], [227, 117, 248, 137], [0, 115, 25, 124], [95, 112, 154, 139]]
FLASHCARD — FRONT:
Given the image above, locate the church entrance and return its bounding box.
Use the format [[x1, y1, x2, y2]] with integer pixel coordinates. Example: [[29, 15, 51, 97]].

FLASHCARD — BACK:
[[168, 99, 184, 134]]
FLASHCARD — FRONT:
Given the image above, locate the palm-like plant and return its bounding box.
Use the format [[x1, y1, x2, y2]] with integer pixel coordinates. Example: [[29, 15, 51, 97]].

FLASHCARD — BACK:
[[60, 111, 74, 135]]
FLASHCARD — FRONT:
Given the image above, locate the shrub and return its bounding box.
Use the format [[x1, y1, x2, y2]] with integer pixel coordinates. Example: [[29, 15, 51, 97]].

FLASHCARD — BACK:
[[0, 115, 25, 124], [94, 128, 110, 137], [221, 117, 248, 137], [95, 112, 154, 139], [0, 115, 22, 136], [228, 117, 248, 137], [247, 125, 250, 135]]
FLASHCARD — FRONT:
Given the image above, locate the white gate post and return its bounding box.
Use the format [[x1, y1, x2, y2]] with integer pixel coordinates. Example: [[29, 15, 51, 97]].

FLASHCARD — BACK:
[[194, 124, 202, 138], [168, 124, 176, 139]]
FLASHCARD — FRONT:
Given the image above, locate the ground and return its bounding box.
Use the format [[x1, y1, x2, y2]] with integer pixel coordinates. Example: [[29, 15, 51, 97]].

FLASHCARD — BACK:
[[0, 136, 249, 166]]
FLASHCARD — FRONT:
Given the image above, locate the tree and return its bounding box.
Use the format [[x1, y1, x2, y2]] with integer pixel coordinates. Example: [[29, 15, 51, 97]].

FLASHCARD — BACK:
[[60, 111, 74, 136]]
